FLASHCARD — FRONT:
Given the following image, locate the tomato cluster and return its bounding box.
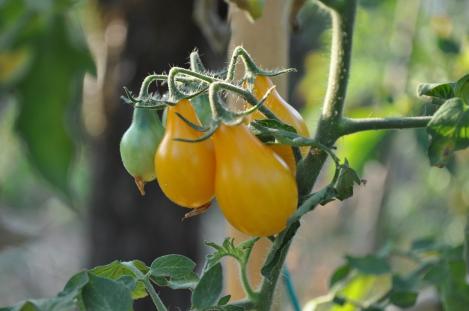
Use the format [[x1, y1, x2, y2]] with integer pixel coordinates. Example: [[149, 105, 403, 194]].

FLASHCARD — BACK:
[[120, 72, 308, 237]]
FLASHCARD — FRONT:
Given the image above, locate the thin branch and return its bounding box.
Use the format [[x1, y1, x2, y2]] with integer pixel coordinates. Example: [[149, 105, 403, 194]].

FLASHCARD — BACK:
[[298, 0, 358, 196], [339, 116, 432, 136], [320, 0, 357, 124], [143, 276, 169, 311], [122, 262, 168, 311]]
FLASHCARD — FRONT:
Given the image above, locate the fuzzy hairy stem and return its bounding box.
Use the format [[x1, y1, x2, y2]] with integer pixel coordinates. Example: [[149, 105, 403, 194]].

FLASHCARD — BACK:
[[226, 46, 259, 81], [339, 116, 432, 135], [240, 245, 259, 302], [296, 0, 357, 198], [320, 0, 357, 124], [167, 67, 216, 99], [123, 262, 168, 311], [256, 1, 358, 310], [138, 74, 168, 98]]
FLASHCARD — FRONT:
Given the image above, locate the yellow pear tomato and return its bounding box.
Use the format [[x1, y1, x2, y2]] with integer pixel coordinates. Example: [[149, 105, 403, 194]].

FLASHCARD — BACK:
[[249, 75, 311, 175], [155, 99, 215, 208], [212, 123, 298, 237]]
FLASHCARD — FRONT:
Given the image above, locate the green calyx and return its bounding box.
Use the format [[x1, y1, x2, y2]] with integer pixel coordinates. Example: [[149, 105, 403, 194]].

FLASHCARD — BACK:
[[120, 107, 165, 195]]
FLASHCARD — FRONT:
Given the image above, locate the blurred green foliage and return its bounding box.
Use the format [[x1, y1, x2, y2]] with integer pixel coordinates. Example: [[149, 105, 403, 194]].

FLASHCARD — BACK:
[[0, 0, 94, 201], [297, 0, 469, 309]]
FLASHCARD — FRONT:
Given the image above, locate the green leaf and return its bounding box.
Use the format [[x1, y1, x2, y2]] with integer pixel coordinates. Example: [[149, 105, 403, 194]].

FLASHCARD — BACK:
[[455, 74, 469, 105], [441, 259, 469, 311], [334, 160, 362, 201], [62, 271, 90, 295], [331, 296, 346, 306], [116, 276, 137, 293], [345, 255, 390, 275], [150, 254, 199, 290], [191, 94, 213, 127], [0, 298, 76, 311], [423, 262, 447, 284], [152, 273, 199, 290], [191, 263, 223, 310], [0, 271, 89, 311], [217, 295, 231, 306], [81, 273, 133, 311], [206, 238, 259, 270], [417, 82, 456, 100], [250, 118, 298, 144], [14, 14, 94, 198], [335, 273, 392, 310], [389, 290, 418, 308], [427, 97, 469, 167], [151, 254, 196, 278], [252, 118, 297, 133], [437, 36, 460, 55], [411, 237, 436, 252], [329, 264, 352, 288], [261, 222, 300, 280], [90, 260, 148, 300], [287, 185, 337, 226]]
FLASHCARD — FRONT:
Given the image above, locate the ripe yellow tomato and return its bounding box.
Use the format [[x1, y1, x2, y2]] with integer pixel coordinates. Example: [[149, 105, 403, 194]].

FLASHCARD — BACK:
[[213, 123, 298, 237], [249, 75, 311, 175], [155, 99, 215, 208]]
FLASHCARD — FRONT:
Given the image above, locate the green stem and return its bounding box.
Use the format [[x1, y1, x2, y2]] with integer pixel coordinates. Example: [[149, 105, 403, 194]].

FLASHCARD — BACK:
[[210, 81, 277, 119], [296, 0, 357, 197], [231, 299, 256, 310], [240, 261, 258, 301], [167, 67, 216, 100], [257, 238, 293, 311], [257, 2, 358, 310], [339, 116, 432, 136], [143, 276, 168, 311], [190, 50, 207, 72], [239, 242, 259, 301], [226, 46, 260, 81], [225, 46, 295, 82], [122, 262, 168, 311], [138, 74, 168, 98], [320, 0, 357, 124]]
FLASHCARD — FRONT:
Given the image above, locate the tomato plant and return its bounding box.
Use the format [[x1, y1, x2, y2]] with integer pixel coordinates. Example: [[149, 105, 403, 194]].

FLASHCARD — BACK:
[[2, 0, 469, 311]]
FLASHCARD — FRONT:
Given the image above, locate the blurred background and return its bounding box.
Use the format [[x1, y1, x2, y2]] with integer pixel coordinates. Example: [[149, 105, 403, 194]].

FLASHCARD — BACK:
[[0, 0, 468, 310]]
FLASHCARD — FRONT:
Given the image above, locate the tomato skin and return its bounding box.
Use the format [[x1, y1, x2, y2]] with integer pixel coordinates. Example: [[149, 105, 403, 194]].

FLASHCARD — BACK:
[[213, 124, 298, 237], [155, 99, 215, 208], [120, 108, 164, 182], [249, 75, 311, 174], [252, 75, 310, 137]]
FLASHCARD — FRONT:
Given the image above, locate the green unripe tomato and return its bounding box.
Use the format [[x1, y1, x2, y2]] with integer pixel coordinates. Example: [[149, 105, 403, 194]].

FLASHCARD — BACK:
[[120, 107, 164, 195]]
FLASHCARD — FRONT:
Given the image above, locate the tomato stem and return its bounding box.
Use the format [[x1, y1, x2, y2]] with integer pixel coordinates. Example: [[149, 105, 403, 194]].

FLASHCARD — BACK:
[[189, 50, 207, 73], [240, 259, 259, 302], [225, 46, 295, 82], [339, 116, 432, 136], [138, 74, 167, 98], [239, 240, 260, 302], [167, 67, 217, 100], [257, 1, 358, 310], [122, 262, 168, 311]]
